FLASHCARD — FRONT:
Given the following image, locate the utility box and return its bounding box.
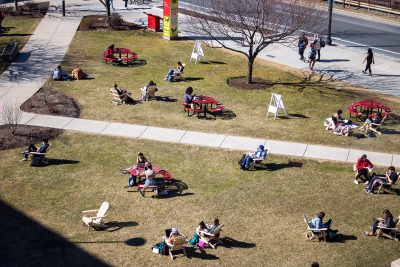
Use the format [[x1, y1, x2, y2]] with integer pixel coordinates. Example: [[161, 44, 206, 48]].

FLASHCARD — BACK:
[[143, 12, 161, 32]]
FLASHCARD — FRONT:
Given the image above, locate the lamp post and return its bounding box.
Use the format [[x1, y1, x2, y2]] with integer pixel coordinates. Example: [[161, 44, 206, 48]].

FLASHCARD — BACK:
[[327, 0, 333, 45], [62, 0, 65, 16]]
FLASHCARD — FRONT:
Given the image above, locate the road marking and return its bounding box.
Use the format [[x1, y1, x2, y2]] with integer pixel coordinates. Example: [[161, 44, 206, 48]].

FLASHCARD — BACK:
[[331, 37, 400, 56]]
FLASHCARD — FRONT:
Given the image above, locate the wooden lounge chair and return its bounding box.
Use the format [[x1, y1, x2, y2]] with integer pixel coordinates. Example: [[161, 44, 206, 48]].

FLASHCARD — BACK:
[[377, 173, 400, 195], [110, 88, 130, 105], [143, 85, 158, 101], [165, 235, 187, 260], [303, 214, 328, 242], [29, 145, 50, 166], [82, 201, 109, 231], [199, 224, 224, 249], [377, 216, 400, 241], [365, 116, 387, 135]]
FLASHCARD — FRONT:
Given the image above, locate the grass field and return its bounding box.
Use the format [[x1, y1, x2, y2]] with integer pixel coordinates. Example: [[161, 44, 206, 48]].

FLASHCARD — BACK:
[[1, 133, 399, 266], [43, 29, 400, 154], [0, 16, 41, 73]]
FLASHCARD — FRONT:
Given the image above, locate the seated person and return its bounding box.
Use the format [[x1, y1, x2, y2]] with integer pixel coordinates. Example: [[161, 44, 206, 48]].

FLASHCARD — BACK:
[[183, 87, 196, 108], [163, 227, 185, 245], [164, 61, 184, 82], [140, 164, 164, 190], [53, 66, 70, 81], [365, 166, 398, 194], [310, 211, 338, 238], [105, 44, 121, 63], [188, 221, 207, 246], [206, 218, 221, 237], [111, 83, 129, 101], [240, 145, 267, 170], [140, 80, 158, 100], [326, 109, 344, 130], [360, 112, 383, 131], [71, 65, 88, 80], [21, 139, 49, 161], [136, 152, 149, 167], [364, 209, 396, 236], [354, 154, 373, 184]]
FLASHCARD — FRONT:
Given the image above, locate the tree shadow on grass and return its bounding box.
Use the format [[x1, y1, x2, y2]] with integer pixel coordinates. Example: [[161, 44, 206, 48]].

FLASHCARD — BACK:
[[185, 247, 220, 260], [155, 96, 177, 102], [200, 60, 226, 65], [221, 237, 256, 249]]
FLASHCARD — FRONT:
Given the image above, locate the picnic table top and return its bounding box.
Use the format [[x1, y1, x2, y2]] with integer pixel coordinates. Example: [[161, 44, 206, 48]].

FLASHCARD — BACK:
[[192, 95, 221, 105], [348, 99, 391, 117]]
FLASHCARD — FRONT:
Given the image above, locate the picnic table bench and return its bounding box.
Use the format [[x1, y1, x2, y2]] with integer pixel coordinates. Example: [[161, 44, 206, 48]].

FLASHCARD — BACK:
[[182, 96, 225, 118]]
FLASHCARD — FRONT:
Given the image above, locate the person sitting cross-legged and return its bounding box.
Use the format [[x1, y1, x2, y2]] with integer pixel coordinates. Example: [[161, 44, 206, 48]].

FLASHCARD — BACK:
[[21, 139, 49, 161], [354, 154, 373, 185], [364, 166, 398, 194], [240, 145, 267, 170], [364, 209, 396, 236]]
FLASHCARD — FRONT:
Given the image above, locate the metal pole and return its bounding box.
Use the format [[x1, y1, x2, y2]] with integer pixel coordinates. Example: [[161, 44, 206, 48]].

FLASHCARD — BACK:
[[62, 0, 66, 16], [327, 0, 333, 45]]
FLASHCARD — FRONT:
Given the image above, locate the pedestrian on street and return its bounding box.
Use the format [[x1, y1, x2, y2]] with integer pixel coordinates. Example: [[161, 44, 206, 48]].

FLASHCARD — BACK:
[[298, 33, 308, 61], [313, 34, 322, 61], [308, 43, 317, 71], [362, 48, 374, 76], [123, 0, 128, 9], [109, 0, 115, 10]]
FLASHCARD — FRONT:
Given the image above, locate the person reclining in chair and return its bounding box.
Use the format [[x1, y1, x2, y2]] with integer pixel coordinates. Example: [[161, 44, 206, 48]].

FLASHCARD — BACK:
[[71, 65, 88, 80], [365, 166, 398, 194], [164, 61, 184, 82], [21, 139, 49, 161], [310, 211, 338, 238], [140, 80, 158, 101], [360, 112, 383, 132], [364, 209, 396, 236], [206, 218, 221, 238], [240, 145, 267, 170]]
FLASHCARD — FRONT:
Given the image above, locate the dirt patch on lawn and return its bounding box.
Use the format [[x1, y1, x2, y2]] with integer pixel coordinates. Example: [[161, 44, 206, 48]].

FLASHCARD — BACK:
[[21, 88, 80, 118], [0, 126, 62, 151], [78, 14, 144, 31], [227, 77, 272, 90]]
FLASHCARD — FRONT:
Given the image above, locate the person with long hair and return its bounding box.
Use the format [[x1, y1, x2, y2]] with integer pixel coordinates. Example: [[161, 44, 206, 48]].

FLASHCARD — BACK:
[[362, 48, 374, 76], [364, 209, 395, 236]]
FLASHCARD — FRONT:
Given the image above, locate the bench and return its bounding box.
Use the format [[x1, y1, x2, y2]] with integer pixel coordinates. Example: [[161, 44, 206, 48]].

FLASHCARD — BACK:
[[182, 102, 203, 117], [1, 43, 19, 62]]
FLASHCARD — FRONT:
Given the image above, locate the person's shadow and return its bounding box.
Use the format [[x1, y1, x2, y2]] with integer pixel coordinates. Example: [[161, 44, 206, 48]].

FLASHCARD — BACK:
[[185, 247, 219, 260], [332, 234, 357, 243], [220, 237, 256, 249]]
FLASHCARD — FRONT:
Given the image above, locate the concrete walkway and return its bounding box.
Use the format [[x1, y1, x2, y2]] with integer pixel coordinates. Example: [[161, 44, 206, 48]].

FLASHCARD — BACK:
[[0, 0, 399, 167]]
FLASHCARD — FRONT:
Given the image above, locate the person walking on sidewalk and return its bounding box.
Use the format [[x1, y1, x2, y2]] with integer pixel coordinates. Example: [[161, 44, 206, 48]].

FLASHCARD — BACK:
[[109, 0, 115, 10], [298, 33, 308, 61], [123, 0, 128, 9], [313, 34, 322, 61], [308, 43, 317, 71], [362, 48, 374, 76]]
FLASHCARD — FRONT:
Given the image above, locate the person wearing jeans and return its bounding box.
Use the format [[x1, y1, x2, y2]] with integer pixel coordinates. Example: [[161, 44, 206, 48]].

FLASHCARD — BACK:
[[364, 209, 395, 236], [241, 145, 267, 170], [354, 154, 373, 184], [365, 166, 398, 194], [21, 139, 49, 161]]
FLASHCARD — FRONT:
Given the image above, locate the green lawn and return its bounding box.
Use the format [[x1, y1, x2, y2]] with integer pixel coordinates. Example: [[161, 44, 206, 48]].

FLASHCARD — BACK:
[[1, 133, 399, 266], [44, 29, 400, 154], [0, 16, 41, 73]]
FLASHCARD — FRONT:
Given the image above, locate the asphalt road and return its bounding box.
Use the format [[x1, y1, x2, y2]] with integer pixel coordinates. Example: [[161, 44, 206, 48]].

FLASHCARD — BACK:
[[180, 0, 400, 59]]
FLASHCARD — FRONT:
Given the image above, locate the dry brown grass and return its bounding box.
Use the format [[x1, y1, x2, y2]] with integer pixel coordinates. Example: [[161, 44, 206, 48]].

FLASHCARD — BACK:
[[43, 29, 400, 154], [0, 132, 399, 266]]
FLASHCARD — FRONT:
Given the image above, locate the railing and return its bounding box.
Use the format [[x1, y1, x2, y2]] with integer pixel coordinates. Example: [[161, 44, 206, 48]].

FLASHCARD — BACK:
[[332, 0, 400, 14]]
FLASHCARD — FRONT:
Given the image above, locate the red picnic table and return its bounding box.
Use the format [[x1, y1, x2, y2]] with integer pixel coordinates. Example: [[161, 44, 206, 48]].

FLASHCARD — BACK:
[[183, 95, 225, 118], [348, 99, 391, 121], [127, 165, 173, 181], [103, 47, 138, 65]]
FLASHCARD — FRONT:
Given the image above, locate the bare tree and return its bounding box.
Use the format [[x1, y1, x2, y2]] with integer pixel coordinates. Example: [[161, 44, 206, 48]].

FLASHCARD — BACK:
[[0, 101, 22, 135], [14, 0, 18, 11], [190, 0, 324, 83], [98, 0, 111, 18]]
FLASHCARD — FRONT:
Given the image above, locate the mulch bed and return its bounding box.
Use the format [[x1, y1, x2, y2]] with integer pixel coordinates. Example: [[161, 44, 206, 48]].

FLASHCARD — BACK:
[[78, 15, 144, 31], [21, 88, 80, 118], [0, 88, 80, 151], [0, 1, 49, 17], [227, 77, 272, 90], [0, 126, 62, 151]]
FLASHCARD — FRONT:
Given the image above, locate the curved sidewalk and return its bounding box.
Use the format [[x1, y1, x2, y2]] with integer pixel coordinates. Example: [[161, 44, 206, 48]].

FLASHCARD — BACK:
[[0, 0, 399, 167]]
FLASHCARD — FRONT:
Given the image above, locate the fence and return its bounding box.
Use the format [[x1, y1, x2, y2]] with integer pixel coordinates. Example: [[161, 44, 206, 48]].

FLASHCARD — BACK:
[[333, 0, 400, 14]]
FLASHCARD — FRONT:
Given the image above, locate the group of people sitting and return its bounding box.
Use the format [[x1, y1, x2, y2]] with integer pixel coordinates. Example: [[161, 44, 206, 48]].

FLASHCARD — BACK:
[[53, 65, 88, 81], [152, 218, 222, 255], [354, 154, 398, 194], [326, 109, 384, 137]]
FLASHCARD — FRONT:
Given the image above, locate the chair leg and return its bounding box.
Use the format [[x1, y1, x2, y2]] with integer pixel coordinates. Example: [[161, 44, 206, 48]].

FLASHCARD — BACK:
[[183, 247, 187, 257], [169, 250, 174, 260]]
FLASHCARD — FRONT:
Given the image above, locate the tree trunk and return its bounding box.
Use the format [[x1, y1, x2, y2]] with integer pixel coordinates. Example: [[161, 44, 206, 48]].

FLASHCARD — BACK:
[[247, 56, 255, 84], [106, 0, 111, 18], [14, 0, 18, 11]]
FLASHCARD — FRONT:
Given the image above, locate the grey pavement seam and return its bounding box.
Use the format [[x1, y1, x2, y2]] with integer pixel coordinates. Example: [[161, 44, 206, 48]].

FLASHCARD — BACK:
[[218, 135, 228, 148]]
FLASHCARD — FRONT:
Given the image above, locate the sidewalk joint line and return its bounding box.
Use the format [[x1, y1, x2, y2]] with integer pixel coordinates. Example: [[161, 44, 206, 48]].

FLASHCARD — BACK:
[[345, 149, 351, 162], [98, 122, 112, 135], [178, 130, 187, 143], [302, 145, 308, 157], [137, 126, 149, 138], [219, 135, 228, 147]]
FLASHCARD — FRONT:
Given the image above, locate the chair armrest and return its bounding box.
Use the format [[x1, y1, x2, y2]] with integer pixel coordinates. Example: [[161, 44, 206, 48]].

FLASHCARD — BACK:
[[86, 215, 107, 220], [377, 226, 398, 230], [30, 152, 46, 156], [252, 158, 265, 161], [308, 228, 328, 231], [200, 231, 215, 237], [82, 209, 98, 213], [164, 240, 173, 248]]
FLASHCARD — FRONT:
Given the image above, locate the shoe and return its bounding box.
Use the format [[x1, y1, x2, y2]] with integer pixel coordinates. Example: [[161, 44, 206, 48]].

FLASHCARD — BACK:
[[365, 181, 369, 185], [20, 158, 27, 161], [368, 73, 372, 76], [353, 180, 359, 184], [363, 231, 369, 236], [367, 190, 373, 194], [362, 71, 366, 74]]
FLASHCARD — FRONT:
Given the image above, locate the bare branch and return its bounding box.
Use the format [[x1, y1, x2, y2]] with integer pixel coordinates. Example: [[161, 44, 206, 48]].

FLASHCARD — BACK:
[[0, 101, 22, 135]]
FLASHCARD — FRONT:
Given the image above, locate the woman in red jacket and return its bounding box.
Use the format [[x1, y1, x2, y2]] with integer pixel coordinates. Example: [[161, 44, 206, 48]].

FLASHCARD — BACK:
[[354, 154, 373, 185]]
